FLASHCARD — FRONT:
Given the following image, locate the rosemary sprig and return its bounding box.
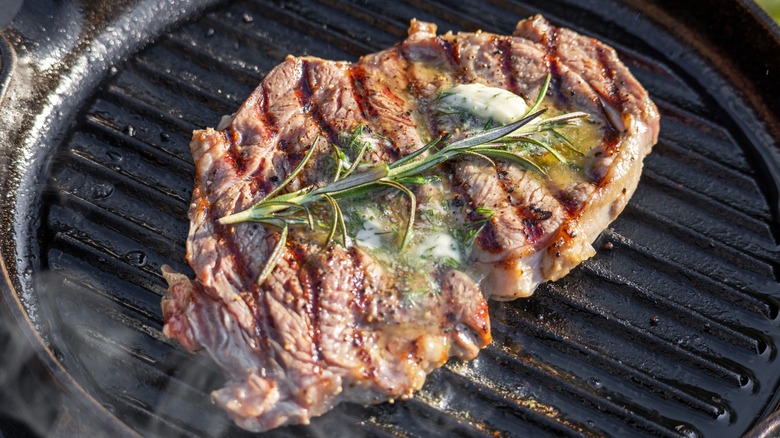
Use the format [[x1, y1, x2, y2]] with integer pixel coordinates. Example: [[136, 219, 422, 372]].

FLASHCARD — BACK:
[[220, 109, 548, 227], [219, 77, 588, 284], [463, 207, 495, 247]]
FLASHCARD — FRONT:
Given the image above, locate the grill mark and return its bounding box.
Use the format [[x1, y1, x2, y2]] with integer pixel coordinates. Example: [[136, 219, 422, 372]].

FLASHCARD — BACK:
[[542, 26, 567, 106], [444, 160, 502, 252], [494, 165, 544, 247], [596, 46, 625, 110], [439, 36, 459, 66], [249, 282, 270, 351], [300, 60, 341, 146], [554, 187, 585, 216], [348, 248, 378, 384], [249, 88, 277, 143], [301, 249, 324, 364], [352, 262, 371, 318], [475, 219, 503, 253], [399, 44, 441, 147], [206, 202, 251, 285], [385, 56, 409, 160], [498, 37, 518, 94], [349, 64, 377, 119], [204, 198, 273, 348], [224, 127, 247, 174], [349, 63, 400, 161], [595, 46, 626, 154], [542, 23, 620, 153], [443, 160, 477, 210], [401, 35, 460, 141], [257, 85, 278, 140], [219, 129, 241, 174], [245, 85, 280, 197], [263, 61, 310, 188]]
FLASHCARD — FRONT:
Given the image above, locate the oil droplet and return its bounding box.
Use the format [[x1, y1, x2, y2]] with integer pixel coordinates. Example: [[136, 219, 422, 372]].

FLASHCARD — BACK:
[[160, 132, 170, 142], [674, 424, 697, 438], [649, 315, 660, 325], [91, 183, 114, 200], [125, 124, 136, 137], [587, 377, 602, 389], [107, 151, 123, 162], [205, 28, 215, 37], [124, 251, 147, 267]]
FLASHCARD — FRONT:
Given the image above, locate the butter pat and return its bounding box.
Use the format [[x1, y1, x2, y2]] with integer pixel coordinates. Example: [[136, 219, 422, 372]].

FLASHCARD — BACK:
[[436, 83, 531, 125]]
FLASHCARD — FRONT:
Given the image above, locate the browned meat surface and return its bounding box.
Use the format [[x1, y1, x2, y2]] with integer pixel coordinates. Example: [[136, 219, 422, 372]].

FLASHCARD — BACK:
[[162, 15, 659, 432]]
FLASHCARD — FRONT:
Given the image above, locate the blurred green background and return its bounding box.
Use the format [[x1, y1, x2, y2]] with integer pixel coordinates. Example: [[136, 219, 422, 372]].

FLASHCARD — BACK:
[[757, 0, 780, 22]]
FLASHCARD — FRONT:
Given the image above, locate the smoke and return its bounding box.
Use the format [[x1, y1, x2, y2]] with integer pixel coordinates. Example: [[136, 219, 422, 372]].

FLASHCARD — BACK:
[[0, 269, 130, 437], [0, 295, 59, 436]]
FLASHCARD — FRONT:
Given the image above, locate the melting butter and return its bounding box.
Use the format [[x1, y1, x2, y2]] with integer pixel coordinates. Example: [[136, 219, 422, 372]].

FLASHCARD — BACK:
[[354, 207, 389, 250], [436, 83, 532, 125], [408, 231, 462, 265]]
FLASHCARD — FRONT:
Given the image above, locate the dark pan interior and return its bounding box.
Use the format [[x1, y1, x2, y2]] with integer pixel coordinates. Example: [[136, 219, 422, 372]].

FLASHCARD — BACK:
[[2, 0, 780, 436]]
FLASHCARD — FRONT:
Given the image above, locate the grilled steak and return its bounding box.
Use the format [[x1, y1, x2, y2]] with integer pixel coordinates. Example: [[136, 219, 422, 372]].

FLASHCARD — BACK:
[[162, 15, 659, 431]]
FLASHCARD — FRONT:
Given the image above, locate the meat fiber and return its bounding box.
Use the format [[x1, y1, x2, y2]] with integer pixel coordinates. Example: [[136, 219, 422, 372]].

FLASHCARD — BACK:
[[162, 15, 659, 432]]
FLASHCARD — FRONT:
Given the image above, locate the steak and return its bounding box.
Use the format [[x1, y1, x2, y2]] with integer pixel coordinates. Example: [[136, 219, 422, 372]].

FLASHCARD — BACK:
[[161, 15, 659, 432]]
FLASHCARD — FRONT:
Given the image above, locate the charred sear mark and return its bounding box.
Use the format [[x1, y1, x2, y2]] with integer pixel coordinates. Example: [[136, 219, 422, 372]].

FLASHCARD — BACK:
[[443, 160, 480, 213], [301, 251, 324, 363], [542, 26, 566, 106], [243, 86, 280, 197], [595, 45, 627, 110], [222, 127, 247, 174], [498, 37, 518, 94], [555, 189, 582, 216], [521, 216, 545, 244], [529, 204, 553, 221], [301, 60, 342, 146], [439, 36, 459, 66], [349, 64, 378, 119], [349, 63, 401, 161], [348, 247, 371, 318], [475, 221, 503, 253]]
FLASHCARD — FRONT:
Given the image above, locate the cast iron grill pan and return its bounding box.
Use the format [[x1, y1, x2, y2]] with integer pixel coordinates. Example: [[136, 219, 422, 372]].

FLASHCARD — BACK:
[[21, 0, 780, 436]]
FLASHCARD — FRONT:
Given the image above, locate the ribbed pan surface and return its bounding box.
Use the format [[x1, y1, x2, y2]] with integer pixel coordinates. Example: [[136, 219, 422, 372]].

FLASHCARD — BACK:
[[32, 0, 780, 436]]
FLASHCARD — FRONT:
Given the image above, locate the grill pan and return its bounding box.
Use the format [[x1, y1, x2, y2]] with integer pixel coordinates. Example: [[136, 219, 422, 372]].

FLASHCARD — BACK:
[[1, 0, 779, 436]]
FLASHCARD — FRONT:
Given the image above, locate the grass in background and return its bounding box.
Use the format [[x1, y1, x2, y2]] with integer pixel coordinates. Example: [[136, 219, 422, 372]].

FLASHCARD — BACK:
[[756, 0, 780, 22]]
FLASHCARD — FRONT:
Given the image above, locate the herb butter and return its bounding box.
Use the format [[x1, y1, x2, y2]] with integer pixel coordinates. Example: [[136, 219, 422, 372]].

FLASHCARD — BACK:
[[436, 83, 535, 126]]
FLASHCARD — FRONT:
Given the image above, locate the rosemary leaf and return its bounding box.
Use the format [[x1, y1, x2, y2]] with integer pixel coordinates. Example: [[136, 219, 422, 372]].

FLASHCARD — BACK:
[[323, 194, 339, 245], [332, 144, 346, 182], [506, 136, 567, 163], [549, 128, 584, 156], [526, 73, 551, 116], [312, 163, 390, 196], [463, 207, 495, 247], [389, 136, 443, 170], [342, 125, 370, 178], [463, 150, 496, 167], [257, 201, 315, 229], [262, 136, 320, 202], [257, 223, 288, 286], [395, 175, 441, 186], [477, 148, 546, 174], [377, 179, 416, 252], [441, 109, 547, 153]]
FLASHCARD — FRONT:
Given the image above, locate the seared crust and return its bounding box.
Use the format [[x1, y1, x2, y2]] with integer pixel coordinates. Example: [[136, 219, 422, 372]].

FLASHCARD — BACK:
[[162, 15, 658, 431]]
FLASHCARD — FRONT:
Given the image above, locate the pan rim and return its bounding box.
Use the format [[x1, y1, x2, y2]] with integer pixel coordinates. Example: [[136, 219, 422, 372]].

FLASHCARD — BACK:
[[0, 0, 779, 435]]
